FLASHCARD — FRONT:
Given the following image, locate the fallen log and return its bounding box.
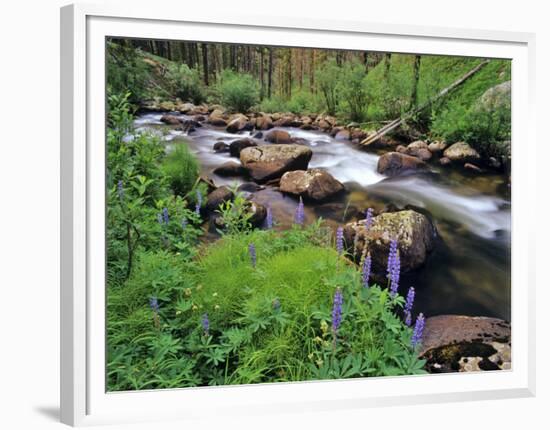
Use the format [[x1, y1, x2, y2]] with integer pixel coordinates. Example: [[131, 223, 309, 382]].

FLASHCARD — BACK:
[[360, 59, 491, 147]]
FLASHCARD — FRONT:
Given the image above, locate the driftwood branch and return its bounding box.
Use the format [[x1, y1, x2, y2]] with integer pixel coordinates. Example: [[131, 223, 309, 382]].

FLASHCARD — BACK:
[[360, 59, 491, 147]]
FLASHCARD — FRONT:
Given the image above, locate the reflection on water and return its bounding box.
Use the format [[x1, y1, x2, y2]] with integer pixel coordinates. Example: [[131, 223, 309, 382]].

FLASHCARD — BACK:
[[133, 112, 512, 321]]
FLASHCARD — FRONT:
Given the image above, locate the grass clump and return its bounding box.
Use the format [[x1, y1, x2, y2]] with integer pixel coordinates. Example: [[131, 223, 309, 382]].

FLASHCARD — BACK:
[[161, 144, 199, 197]]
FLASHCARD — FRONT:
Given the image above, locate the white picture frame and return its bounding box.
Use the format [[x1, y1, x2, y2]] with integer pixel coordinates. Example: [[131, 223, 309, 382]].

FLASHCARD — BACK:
[[60, 3, 537, 426]]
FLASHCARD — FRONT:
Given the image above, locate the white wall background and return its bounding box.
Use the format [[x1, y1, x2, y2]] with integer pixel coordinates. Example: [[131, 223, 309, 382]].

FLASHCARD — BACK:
[[0, 0, 546, 428]]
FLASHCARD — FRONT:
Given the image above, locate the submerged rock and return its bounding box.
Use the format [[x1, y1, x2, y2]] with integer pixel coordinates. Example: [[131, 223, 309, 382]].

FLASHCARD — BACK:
[[213, 142, 229, 153], [205, 186, 234, 213], [212, 162, 246, 177], [377, 152, 427, 176], [343, 209, 435, 275], [160, 114, 182, 125], [265, 129, 292, 144], [279, 169, 345, 202], [443, 142, 481, 163], [240, 144, 313, 183], [420, 315, 511, 373]]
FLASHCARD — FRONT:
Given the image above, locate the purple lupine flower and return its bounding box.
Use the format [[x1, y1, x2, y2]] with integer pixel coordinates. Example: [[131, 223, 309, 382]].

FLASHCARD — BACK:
[[389, 252, 401, 297], [181, 217, 187, 230], [162, 207, 169, 224], [265, 204, 273, 229], [157, 213, 164, 225], [201, 313, 210, 336], [336, 226, 344, 256], [117, 180, 124, 201], [195, 190, 202, 216], [387, 237, 399, 279], [411, 313, 425, 348], [365, 208, 373, 229], [272, 298, 281, 311], [248, 243, 257, 268], [331, 288, 344, 335], [362, 253, 372, 288], [404, 287, 415, 326], [294, 197, 305, 226], [149, 296, 159, 312]]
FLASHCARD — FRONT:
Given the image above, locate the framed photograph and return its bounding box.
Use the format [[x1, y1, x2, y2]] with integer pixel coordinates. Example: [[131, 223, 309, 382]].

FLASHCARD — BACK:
[[60, 3, 536, 426]]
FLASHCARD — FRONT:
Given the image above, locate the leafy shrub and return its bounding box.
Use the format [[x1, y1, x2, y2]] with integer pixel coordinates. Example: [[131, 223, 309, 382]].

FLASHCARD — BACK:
[[315, 59, 341, 115], [165, 63, 205, 104], [162, 144, 199, 197], [337, 60, 369, 122], [107, 41, 151, 105], [218, 69, 259, 113], [215, 188, 254, 235]]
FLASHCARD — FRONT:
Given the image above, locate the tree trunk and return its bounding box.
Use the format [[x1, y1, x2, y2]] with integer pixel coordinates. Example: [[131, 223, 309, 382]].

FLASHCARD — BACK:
[[260, 48, 265, 99], [268, 47, 274, 98], [202, 43, 209, 85], [384, 53, 392, 79], [409, 55, 422, 110]]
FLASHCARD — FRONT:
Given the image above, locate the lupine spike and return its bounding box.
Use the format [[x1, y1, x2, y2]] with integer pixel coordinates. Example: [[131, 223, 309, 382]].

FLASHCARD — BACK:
[[181, 217, 187, 230], [272, 298, 281, 311], [149, 296, 159, 312], [331, 287, 343, 335], [387, 237, 399, 279], [336, 226, 344, 256], [157, 213, 164, 225], [390, 252, 401, 297], [162, 207, 169, 224], [265, 204, 273, 229], [404, 287, 415, 326], [248, 243, 257, 268], [411, 313, 425, 348], [294, 197, 305, 226], [365, 208, 373, 229], [195, 190, 202, 216], [362, 252, 372, 288], [117, 180, 124, 201], [201, 313, 210, 336]]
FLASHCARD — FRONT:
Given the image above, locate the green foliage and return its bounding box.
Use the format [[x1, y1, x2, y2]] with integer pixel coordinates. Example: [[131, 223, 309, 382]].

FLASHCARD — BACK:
[[215, 187, 254, 235], [107, 225, 426, 391], [217, 69, 259, 113], [107, 41, 151, 105], [164, 63, 205, 104], [315, 59, 341, 115], [336, 60, 369, 122], [161, 144, 199, 197]]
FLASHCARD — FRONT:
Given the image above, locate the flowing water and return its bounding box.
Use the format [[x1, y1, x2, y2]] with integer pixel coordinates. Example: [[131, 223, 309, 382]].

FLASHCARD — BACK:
[[134, 112, 511, 321]]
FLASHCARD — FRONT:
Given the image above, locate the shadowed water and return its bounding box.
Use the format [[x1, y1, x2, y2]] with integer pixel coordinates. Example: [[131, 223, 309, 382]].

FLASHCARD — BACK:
[[134, 112, 511, 321]]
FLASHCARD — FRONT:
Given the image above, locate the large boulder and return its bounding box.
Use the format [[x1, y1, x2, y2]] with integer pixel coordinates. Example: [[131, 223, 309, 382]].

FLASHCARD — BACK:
[[226, 114, 250, 133], [428, 140, 447, 154], [240, 144, 313, 183], [265, 129, 292, 144], [343, 210, 435, 275], [255, 115, 273, 130], [279, 169, 345, 202], [377, 152, 427, 176], [213, 161, 246, 177], [205, 186, 234, 213], [229, 138, 257, 157], [443, 142, 481, 163], [420, 315, 511, 373], [207, 109, 227, 127], [177, 102, 195, 114], [404, 140, 432, 161]]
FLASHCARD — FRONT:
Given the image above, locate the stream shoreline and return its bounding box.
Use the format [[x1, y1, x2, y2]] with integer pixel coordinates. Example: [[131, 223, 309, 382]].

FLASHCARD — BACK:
[[133, 103, 512, 373]]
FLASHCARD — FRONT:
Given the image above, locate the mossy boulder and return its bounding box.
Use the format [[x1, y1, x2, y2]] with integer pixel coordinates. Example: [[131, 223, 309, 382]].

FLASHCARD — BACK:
[[443, 142, 481, 163], [343, 209, 435, 275]]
